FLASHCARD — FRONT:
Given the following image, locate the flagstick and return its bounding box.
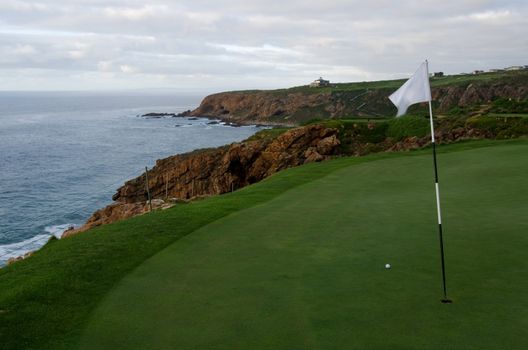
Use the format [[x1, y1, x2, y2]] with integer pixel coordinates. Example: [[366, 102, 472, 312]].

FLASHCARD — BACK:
[[426, 60, 451, 303]]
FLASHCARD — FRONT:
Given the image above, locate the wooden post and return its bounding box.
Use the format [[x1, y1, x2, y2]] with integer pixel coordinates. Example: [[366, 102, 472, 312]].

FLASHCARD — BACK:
[[145, 167, 153, 213], [165, 174, 169, 200]]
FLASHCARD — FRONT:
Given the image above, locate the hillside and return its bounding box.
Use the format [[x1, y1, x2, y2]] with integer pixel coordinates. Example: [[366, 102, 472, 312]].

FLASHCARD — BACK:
[[56, 115, 528, 236], [80, 142, 528, 350], [190, 70, 528, 125], [1, 139, 527, 349], [2, 70, 528, 349]]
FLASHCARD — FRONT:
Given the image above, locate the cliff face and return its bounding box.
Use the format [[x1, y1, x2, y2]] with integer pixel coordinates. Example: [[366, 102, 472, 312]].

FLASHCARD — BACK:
[[190, 91, 332, 125], [63, 114, 528, 238], [113, 124, 340, 203], [61, 71, 528, 237], [432, 83, 528, 111], [63, 125, 341, 236], [191, 74, 528, 125]]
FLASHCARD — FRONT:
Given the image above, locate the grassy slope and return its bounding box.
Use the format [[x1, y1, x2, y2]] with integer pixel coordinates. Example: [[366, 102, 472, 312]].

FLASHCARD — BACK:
[[78, 140, 528, 350], [241, 70, 528, 95], [231, 71, 528, 123], [0, 146, 402, 349]]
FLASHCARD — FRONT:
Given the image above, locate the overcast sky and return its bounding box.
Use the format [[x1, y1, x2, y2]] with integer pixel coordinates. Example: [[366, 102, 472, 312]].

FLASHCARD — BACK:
[[1, 0, 527, 93]]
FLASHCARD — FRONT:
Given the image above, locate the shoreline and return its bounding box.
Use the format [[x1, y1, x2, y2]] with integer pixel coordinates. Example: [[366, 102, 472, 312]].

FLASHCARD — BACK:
[[0, 224, 72, 267], [140, 111, 296, 128], [1, 110, 264, 268]]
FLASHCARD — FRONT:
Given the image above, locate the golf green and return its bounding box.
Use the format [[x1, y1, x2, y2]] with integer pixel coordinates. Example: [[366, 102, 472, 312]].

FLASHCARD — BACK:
[[79, 143, 528, 349]]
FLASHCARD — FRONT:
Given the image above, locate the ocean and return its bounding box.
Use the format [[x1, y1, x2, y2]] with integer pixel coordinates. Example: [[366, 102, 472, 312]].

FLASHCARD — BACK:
[[0, 91, 262, 266]]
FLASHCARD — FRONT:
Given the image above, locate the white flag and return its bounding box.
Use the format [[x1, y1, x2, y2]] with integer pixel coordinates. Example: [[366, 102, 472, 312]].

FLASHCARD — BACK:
[[389, 61, 432, 117]]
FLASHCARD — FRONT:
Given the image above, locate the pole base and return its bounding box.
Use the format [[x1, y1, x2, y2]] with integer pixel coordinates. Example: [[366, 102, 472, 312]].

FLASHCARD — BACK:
[[441, 299, 453, 304]]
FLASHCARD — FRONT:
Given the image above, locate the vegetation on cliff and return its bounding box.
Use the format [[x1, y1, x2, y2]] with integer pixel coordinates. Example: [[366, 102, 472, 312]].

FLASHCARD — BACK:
[[190, 70, 528, 125], [59, 114, 528, 235]]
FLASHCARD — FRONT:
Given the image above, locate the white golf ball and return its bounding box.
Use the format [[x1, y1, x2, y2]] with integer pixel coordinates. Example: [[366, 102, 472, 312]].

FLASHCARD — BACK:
[[385, 263, 391, 269]]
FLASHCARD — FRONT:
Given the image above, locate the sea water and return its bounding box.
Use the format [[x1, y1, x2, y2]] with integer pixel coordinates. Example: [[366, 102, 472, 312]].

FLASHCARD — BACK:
[[0, 91, 261, 266]]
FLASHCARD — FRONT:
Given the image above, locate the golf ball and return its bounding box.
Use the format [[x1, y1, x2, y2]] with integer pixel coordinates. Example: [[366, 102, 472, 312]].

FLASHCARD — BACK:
[[385, 263, 391, 269]]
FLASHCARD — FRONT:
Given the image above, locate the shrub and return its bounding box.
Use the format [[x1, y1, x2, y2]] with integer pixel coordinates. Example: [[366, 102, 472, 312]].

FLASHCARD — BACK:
[[466, 116, 528, 138], [490, 98, 528, 114], [386, 116, 430, 141]]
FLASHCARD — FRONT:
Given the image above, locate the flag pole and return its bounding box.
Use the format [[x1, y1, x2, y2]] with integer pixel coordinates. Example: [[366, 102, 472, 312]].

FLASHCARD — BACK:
[[425, 60, 451, 303]]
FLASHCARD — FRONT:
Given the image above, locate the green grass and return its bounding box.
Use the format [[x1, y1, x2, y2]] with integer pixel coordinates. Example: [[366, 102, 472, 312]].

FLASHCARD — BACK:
[[386, 115, 430, 140], [429, 71, 524, 86], [218, 71, 528, 123], [244, 127, 292, 141], [273, 71, 527, 94], [489, 98, 528, 114], [1, 139, 527, 349], [0, 146, 399, 350], [489, 113, 528, 118], [302, 118, 390, 127], [234, 70, 528, 95], [78, 140, 528, 350]]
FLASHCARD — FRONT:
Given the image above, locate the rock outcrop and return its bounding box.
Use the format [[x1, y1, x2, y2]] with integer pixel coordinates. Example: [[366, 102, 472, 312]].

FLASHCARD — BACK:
[[64, 125, 341, 236], [190, 73, 528, 125], [7, 251, 34, 265], [190, 91, 332, 125], [62, 199, 174, 237], [62, 114, 528, 238], [113, 124, 340, 203]]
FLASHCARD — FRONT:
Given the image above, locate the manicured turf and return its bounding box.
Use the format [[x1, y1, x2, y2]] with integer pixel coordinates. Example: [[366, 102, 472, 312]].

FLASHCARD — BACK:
[[78, 141, 528, 350], [0, 144, 405, 350]]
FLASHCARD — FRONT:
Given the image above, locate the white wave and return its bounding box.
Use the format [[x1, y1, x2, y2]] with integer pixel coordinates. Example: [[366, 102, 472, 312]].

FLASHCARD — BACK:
[[0, 234, 51, 266], [45, 223, 75, 239], [0, 223, 75, 267]]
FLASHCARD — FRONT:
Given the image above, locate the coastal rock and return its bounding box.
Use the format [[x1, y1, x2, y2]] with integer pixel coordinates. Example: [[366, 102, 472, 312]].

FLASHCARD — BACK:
[[62, 202, 145, 237], [316, 134, 340, 154], [190, 91, 332, 125], [191, 75, 528, 125], [388, 136, 427, 152], [176, 110, 191, 117], [111, 124, 341, 204], [58, 125, 340, 237], [304, 148, 325, 163], [62, 200, 174, 237], [7, 251, 33, 265], [64, 116, 528, 237], [141, 112, 177, 118]]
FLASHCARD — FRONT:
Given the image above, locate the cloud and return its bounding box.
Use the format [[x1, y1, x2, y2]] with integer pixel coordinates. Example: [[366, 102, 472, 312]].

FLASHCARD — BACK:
[[103, 5, 166, 21], [119, 64, 139, 74], [450, 10, 514, 23], [12, 44, 37, 55], [207, 43, 302, 59], [0, 0, 50, 12], [1, 0, 527, 91], [97, 60, 112, 72], [185, 11, 222, 25]]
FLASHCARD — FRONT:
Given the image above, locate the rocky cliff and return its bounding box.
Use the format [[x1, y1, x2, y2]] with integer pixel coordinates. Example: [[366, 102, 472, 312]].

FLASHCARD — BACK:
[[61, 70, 528, 238], [63, 125, 341, 236], [63, 113, 528, 238], [113, 124, 340, 203], [190, 72, 528, 125]]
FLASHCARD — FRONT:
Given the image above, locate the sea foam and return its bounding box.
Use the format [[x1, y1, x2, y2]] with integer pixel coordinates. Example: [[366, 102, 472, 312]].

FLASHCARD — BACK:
[[0, 223, 74, 267]]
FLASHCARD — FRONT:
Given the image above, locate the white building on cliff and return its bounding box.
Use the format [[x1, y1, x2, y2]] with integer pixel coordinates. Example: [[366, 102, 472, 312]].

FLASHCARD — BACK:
[[310, 77, 330, 87]]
